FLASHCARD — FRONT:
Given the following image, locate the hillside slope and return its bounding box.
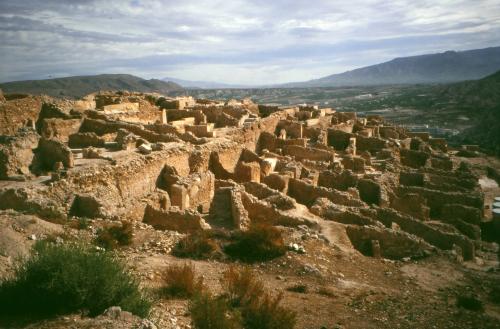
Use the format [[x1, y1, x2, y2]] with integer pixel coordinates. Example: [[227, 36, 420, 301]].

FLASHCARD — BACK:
[[0, 74, 184, 98], [445, 70, 500, 153], [284, 46, 500, 87]]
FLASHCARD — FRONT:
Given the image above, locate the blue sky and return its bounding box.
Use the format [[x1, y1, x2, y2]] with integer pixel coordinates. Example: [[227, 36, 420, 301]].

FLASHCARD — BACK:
[[1, 0, 500, 84]]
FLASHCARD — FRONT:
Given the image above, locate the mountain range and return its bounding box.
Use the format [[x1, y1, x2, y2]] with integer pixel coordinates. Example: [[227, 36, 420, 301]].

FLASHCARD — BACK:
[[0, 74, 183, 98], [1, 46, 500, 94], [281, 46, 500, 88]]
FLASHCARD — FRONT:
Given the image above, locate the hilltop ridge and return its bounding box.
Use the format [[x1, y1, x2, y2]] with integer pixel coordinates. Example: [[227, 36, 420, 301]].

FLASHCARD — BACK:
[[0, 74, 184, 98]]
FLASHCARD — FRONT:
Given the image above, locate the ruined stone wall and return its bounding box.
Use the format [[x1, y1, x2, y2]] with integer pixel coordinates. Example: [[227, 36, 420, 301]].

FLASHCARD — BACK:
[[283, 145, 334, 162], [288, 178, 364, 207], [40, 118, 82, 142], [80, 118, 181, 143], [277, 121, 303, 138], [0, 96, 43, 135], [400, 149, 430, 168], [356, 135, 387, 153], [34, 138, 73, 170], [318, 170, 358, 191], [346, 225, 432, 260], [68, 132, 106, 148], [327, 129, 352, 150], [0, 131, 39, 179], [376, 208, 475, 260], [143, 204, 209, 232], [399, 186, 483, 218], [166, 109, 205, 124]]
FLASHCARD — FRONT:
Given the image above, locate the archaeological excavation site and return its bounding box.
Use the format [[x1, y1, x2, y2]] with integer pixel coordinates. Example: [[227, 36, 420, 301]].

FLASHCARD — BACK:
[[0, 89, 499, 329]]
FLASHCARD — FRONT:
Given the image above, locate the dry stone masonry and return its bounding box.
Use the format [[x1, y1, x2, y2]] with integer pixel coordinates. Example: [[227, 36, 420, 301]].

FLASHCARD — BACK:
[[0, 90, 495, 262]]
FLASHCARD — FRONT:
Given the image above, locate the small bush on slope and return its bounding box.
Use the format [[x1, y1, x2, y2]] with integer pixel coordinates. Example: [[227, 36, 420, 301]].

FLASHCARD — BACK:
[[242, 292, 297, 329], [161, 263, 204, 298], [0, 242, 150, 325], [95, 221, 134, 250], [172, 231, 219, 259], [224, 224, 286, 263], [222, 266, 264, 307], [189, 291, 242, 329]]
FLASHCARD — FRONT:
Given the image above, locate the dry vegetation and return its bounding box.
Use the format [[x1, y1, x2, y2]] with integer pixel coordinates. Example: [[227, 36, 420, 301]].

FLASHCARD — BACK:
[[95, 221, 134, 250], [224, 224, 287, 263], [172, 231, 219, 259], [161, 263, 204, 298]]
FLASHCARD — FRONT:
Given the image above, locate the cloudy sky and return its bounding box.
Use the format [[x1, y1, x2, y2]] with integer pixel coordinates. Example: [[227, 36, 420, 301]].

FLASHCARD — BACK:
[[1, 0, 500, 84]]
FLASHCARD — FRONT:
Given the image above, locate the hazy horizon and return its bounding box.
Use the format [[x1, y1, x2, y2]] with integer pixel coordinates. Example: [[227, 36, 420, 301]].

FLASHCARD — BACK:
[[1, 0, 500, 84]]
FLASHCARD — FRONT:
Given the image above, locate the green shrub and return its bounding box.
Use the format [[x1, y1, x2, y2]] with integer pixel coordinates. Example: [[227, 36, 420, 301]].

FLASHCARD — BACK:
[[224, 224, 286, 263], [161, 263, 204, 298], [456, 295, 484, 311], [242, 292, 297, 329], [95, 221, 134, 250], [189, 291, 242, 329], [172, 231, 219, 259], [490, 285, 500, 304], [286, 284, 308, 294], [71, 217, 90, 230], [222, 266, 264, 307], [0, 242, 150, 324]]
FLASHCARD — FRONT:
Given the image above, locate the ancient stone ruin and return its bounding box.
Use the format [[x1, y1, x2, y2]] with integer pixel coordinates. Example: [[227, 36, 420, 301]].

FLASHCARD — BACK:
[[1, 89, 499, 328]]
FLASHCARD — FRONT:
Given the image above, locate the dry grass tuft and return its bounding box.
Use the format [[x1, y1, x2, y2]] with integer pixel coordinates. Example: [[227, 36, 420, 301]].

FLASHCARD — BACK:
[[161, 263, 204, 298], [222, 266, 264, 307], [95, 221, 133, 250], [243, 292, 297, 329], [189, 290, 242, 329]]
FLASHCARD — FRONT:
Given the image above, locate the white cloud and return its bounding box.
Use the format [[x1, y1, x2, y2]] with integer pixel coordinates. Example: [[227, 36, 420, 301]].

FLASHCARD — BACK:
[[0, 0, 499, 83]]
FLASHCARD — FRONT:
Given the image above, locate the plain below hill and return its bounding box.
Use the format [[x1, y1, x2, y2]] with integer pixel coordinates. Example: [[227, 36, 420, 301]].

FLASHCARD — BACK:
[[282, 46, 500, 88], [161, 76, 253, 89], [0, 74, 184, 99]]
